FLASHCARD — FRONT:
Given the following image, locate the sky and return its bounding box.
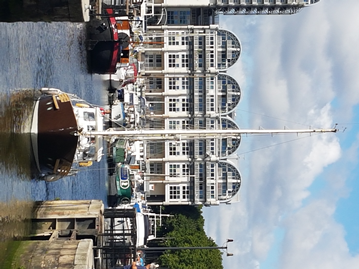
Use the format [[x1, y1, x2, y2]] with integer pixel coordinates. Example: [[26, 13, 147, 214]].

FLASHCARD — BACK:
[[203, 1, 359, 268]]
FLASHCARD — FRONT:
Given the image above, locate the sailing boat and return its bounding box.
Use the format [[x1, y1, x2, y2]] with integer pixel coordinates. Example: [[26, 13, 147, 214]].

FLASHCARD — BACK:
[[30, 87, 337, 186]]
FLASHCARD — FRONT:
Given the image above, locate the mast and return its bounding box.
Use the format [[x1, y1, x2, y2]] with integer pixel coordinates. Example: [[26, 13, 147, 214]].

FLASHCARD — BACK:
[[80, 128, 337, 140]]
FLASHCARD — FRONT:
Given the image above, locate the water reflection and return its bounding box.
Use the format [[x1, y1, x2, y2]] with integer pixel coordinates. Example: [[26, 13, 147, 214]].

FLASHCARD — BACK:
[[0, 200, 35, 241], [0, 132, 34, 177], [0, 90, 41, 178], [0, 200, 35, 268]]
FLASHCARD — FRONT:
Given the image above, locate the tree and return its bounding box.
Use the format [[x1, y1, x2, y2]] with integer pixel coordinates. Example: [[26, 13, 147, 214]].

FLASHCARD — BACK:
[[154, 206, 223, 269]]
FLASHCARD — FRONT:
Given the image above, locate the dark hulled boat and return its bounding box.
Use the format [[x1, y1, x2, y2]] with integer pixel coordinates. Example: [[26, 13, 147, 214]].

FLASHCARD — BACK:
[[31, 88, 104, 181], [87, 8, 132, 74]]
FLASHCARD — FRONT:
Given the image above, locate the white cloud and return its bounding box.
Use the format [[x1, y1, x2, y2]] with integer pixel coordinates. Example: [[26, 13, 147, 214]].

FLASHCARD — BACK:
[[205, 1, 359, 269], [280, 199, 359, 269]]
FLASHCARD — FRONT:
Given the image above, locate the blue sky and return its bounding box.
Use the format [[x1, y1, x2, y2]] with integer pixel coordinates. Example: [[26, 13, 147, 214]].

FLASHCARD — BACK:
[[203, 1, 359, 268]]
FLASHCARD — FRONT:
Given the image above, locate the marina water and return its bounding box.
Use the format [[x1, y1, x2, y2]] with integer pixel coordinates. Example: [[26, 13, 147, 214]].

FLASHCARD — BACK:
[[0, 22, 109, 242]]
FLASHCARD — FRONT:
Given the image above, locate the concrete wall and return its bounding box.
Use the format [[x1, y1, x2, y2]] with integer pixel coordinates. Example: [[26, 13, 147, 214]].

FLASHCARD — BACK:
[[31, 200, 104, 239], [12, 239, 94, 269]]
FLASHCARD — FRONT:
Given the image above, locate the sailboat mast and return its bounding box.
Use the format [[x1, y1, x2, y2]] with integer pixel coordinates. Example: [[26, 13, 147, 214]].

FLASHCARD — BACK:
[[81, 128, 337, 139]]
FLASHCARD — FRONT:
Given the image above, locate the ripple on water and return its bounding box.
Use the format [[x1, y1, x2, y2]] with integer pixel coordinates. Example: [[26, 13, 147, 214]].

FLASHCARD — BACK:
[[0, 22, 108, 205]]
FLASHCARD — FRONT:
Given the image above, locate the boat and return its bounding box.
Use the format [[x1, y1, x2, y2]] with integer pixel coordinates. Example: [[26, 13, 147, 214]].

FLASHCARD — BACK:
[[111, 139, 128, 164], [107, 137, 146, 207], [87, 9, 134, 74], [30, 87, 337, 185], [106, 202, 171, 248], [115, 163, 132, 205], [30, 88, 104, 182], [114, 163, 145, 205]]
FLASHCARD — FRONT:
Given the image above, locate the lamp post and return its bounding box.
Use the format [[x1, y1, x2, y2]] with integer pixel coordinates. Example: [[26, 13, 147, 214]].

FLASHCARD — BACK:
[[137, 239, 234, 256]]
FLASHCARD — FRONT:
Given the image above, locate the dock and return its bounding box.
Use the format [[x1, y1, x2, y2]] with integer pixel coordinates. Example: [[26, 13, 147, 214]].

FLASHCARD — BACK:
[[7, 200, 140, 269]]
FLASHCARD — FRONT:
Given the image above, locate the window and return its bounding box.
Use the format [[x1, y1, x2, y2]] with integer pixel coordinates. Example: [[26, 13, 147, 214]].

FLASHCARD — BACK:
[[168, 53, 190, 69], [168, 35, 179, 46], [182, 185, 190, 200], [169, 98, 179, 112], [182, 164, 189, 175], [219, 182, 228, 196], [169, 164, 181, 177], [208, 139, 216, 155], [181, 120, 189, 129], [168, 54, 179, 68], [168, 77, 189, 90], [169, 120, 180, 129], [146, 54, 162, 68], [198, 36, 203, 46], [210, 185, 215, 199], [182, 78, 189, 90], [198, 53, 203, 68], [169, 185, 191, 201], [169, 142, 191, 156], [181, 142, 189, 155], [168, 78, 180, 90], [169, 120, 189, 130], [198, 183, 204, 199], [181, 54, 189, 68], [148, 78, 163, 90], [206, 96, 215, 112], [168, 32, 189, 46], [182, 98, 189, 112], [207, 119, 215, 129], [198, 163, 204, 180], [169, 186, 181, 200], [210, 163, 215, 178], [149, 142, 163, 155], [169, 142, 180, 155], [168, 98, 189, 112], [197, 141, 204, 155], [181, 36, 189, 46], [150, 163, 163, 174], [169, 163, 189, 177], [83, 112, 95, 121], [167, 10, 190, 25]]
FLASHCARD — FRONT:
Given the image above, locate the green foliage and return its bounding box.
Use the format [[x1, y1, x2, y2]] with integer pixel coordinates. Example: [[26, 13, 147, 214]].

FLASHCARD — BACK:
[[156, 206, 223, 269]]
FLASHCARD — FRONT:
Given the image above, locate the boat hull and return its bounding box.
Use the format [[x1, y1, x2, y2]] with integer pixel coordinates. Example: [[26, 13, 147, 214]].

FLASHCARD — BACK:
[[86, 9, 131, 74], [37, 94, 78, 135], [87, 17, 117, 74], [31, 91, 79, 181]]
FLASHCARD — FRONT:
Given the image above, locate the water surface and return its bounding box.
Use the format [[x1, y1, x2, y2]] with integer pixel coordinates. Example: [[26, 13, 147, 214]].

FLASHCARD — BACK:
[[0, 22, 109, 244]]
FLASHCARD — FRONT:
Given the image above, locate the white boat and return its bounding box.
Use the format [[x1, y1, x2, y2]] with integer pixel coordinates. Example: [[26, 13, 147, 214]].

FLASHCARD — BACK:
[[109, 202, 171, 248]]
